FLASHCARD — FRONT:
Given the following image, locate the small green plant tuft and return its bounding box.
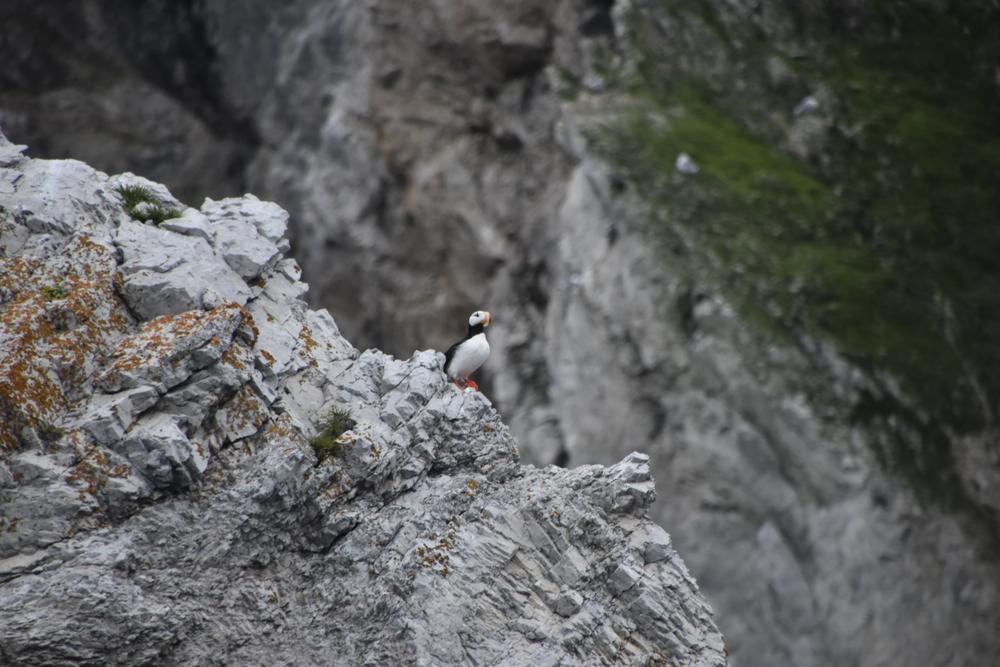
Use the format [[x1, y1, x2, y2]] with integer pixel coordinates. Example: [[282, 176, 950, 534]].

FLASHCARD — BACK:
[[37, 422, 65, 443], [310, 407, 356, 462], [116, 184, 181, 225], [42, 285, 69, 300]]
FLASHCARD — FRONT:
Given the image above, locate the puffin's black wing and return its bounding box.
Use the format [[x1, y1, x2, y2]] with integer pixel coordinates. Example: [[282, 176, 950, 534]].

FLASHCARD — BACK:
[[443, 340, 462, 375]]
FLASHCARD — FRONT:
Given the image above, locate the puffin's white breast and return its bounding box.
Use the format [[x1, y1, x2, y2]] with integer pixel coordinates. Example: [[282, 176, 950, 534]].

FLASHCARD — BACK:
[[448, 333, 490, 379]]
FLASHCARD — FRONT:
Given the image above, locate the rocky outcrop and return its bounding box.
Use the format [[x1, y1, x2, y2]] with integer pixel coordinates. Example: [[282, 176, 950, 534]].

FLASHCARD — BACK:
[[0, 131, 726, 666], [3, 2, 1000, 666]]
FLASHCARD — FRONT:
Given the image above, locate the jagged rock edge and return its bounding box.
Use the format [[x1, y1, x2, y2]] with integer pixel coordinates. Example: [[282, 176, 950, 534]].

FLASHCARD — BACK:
[[0, 137, 726, 666]]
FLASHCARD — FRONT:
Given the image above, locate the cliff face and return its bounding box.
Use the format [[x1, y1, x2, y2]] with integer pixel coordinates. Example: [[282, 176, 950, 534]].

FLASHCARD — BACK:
[[2, 1, 999, 666], [0, 132, 726, 666]]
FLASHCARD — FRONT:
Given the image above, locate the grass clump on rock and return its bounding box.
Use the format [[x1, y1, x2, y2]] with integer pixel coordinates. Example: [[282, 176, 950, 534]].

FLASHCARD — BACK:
[[37, 422, 65, 443], [310, 407, 355, 462], [42, 285, 68, 300], [116, 184, 181, 225]]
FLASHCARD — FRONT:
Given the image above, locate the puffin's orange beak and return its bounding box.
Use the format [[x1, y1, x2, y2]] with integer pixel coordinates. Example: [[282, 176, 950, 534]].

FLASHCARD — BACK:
[[484, 312, 493, 327]]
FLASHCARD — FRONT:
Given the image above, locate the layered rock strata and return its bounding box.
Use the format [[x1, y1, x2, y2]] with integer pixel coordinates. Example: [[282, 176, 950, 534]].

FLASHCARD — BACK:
[[0, 132, 725, 666]]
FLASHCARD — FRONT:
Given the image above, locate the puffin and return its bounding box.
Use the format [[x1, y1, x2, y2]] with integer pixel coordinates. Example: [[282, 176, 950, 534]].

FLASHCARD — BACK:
[[444, 310, 492, 391]]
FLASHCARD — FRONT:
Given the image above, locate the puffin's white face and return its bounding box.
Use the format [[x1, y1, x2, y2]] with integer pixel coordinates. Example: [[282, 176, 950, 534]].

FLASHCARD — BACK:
[[469, 310, 493, 327]]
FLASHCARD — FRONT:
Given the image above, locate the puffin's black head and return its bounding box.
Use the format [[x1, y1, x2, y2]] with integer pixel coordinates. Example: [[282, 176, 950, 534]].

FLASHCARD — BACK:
[[467, 310, 492, 336]]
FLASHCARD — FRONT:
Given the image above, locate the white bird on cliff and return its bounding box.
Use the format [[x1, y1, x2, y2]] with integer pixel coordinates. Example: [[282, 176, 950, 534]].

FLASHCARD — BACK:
[[444, 310, 492, 391]]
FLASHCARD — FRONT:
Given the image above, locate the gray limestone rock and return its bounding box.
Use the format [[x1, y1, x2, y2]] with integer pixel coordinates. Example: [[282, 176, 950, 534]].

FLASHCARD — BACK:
[[160, 208, 214, 242], [95, 303, 245, 393], [0, 145, 725, 666], [115, 219, 252, 318], [202, 195, 290, 250], [118, 413, 208, 489], [0, 137, 27, 168], [77, 386, 160, 445], [212, 217, 283, 281]]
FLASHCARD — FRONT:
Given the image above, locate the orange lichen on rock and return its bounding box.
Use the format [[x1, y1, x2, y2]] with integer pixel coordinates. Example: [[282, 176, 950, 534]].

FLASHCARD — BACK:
[[263, 413, 300, 443], [0, 256, 40, 302], [65, 446, 112, 498], [231, 303, 259, 344], [97, 303, 244, 393], [216, 384, 269, 442], [298, 325, 319, 367], [298, 325, 318, 353], [0, 239, 132, 451], [221, 344, 248, 371]]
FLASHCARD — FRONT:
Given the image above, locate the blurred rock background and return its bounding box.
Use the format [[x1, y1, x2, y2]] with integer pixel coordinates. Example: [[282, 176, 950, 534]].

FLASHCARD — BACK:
[[3, 1, 998, 665]]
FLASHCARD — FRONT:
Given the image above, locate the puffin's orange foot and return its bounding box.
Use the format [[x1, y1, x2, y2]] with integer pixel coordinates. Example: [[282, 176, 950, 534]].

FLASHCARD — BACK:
[[465, 380, 480, 392]]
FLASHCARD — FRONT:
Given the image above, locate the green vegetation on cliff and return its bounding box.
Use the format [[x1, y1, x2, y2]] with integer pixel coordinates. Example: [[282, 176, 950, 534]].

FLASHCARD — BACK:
[[116, 184, 181, 225], [602, 1, 1000, 520], [310, 407, 355, 462]]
